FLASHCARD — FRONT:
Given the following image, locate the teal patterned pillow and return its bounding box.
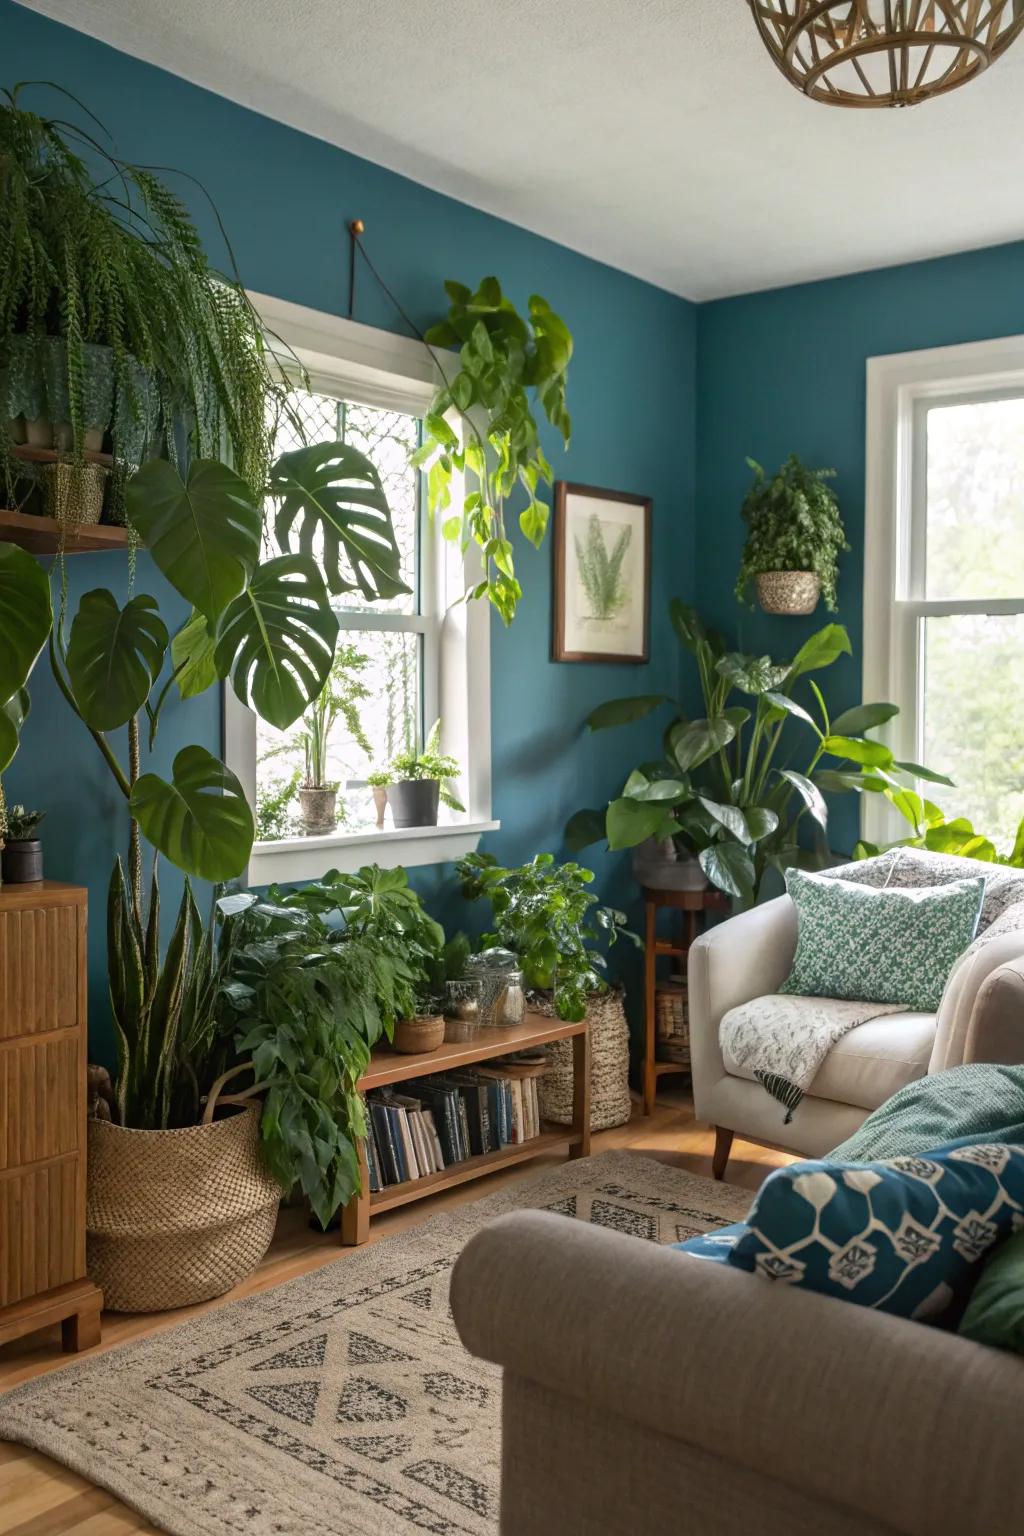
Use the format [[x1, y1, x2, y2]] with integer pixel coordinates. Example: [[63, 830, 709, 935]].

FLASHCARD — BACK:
[[781, 867, 984, 1011]]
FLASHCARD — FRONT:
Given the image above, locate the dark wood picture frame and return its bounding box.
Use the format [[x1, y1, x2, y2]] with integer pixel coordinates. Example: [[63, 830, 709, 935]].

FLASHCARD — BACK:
[[551, 481, 652, 664]]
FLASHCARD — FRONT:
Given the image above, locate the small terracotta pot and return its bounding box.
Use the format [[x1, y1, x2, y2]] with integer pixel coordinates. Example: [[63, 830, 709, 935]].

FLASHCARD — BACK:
[[393, 1014, 445, 1054], [756, 570, 820, 616], [371, 785, 388, 830]]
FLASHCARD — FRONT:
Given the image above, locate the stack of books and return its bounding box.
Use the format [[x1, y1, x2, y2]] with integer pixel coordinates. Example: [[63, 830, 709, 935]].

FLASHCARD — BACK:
[[365, 1061, 545, 1191]]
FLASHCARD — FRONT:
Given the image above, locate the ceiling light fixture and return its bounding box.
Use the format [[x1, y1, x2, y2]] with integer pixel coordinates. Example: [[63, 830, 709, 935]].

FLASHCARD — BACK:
[[747, 1, 1024, 107]]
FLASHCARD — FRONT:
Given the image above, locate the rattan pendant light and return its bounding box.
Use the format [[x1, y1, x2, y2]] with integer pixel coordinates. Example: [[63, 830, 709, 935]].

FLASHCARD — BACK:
[[748, 1, 1024, 107]]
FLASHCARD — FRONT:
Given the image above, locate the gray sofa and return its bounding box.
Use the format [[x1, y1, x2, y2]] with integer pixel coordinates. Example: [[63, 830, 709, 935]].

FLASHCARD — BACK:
[[450, 945, 1024, 1535]]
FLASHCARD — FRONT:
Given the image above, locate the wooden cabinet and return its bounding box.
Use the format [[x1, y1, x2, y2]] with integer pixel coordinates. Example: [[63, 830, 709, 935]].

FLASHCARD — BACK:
[[0, 882, 102, 1351]]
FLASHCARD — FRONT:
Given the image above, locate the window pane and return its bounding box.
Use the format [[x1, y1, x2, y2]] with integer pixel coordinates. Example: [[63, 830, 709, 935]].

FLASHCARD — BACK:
[[925, 397, 1024, 600], [270, 387, 420, 614], [255, 630, 420, 840], [922, 613, 1024, 849]]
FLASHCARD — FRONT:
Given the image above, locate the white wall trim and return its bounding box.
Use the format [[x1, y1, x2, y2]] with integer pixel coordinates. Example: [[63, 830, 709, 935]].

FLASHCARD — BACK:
[[863, 331, 1024, 844], [248, 820, 500, 886]]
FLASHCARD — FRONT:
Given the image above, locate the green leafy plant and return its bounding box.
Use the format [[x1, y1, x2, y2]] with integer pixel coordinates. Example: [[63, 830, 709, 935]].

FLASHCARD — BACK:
[[567, 600, 950, 905], [211, 885, 415, 1227], [411, 276, 572, 625], [255, 770, 300, 841], [576, 513, 631, 621], [736, 455, 849, 612], [48, 438, 406, 1131], [0, 85, 288, 515], [457, 851, 638, 1022], [5, 804, 44, 840], [263, 642, 372, 792], [853, 790, 1024, 869], [366, 767, 390, 788], [387, 719, 465, 812]]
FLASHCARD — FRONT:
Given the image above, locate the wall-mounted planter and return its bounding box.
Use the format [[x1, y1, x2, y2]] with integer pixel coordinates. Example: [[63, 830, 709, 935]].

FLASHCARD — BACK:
[[387, 778, 440, 828], [755, 570, 820, 615]]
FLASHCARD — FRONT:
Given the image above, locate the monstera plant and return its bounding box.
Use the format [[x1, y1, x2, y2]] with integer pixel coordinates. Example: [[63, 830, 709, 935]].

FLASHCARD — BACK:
[[49, 439, 406, 1128], [0, 541, 54, 841]]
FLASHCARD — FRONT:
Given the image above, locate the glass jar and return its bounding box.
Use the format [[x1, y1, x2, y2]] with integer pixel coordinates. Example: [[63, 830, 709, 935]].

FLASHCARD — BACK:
[[443, 978, 483, 1042], [500, 968, 526, 1027], [465, 947, 519, 1027]]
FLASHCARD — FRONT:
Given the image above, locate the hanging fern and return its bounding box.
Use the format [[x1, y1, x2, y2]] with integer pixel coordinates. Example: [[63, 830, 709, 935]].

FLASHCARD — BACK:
[[0, 83, 286, 512]]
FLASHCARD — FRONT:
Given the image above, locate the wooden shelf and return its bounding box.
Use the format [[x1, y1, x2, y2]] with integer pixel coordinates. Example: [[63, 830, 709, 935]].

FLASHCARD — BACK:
[[360, 1012, 586, 1092], [341, 1009, 591, 1244], [368, 1125, 583, 1214], [0, 508, 131, 555], [12, 444, 113, 467], [653, 1059, 689, 1077]]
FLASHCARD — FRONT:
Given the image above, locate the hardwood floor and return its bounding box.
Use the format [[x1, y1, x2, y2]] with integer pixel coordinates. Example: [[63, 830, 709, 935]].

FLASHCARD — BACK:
[[0, 1088, 788, 1535]]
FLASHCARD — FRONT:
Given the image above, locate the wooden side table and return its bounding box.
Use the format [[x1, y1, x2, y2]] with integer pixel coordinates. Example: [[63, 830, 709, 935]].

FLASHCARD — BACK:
[[642, 885, 730, 1116]]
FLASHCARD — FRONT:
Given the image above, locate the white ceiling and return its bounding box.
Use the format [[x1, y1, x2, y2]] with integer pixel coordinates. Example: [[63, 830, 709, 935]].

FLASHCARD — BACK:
[[19, 0, 1024, 300]]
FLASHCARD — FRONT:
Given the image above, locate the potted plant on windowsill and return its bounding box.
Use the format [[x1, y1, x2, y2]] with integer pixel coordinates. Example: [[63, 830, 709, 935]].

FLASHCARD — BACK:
[[1, 804, 45, 883], [384, 719, 465, 828], [366, 768, 390, 829], [264, 642, 372, 837], [736, 454, 849, 615]]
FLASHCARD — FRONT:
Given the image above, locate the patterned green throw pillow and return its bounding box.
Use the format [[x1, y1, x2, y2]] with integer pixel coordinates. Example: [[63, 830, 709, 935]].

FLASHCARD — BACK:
[[781, 867, 985, 1011]]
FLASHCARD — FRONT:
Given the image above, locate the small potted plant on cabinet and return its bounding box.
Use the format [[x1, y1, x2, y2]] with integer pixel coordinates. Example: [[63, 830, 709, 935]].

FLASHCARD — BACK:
[[1, 804, 45, 883], [735, 454, 849, 615], [385, 720, 464, 828]]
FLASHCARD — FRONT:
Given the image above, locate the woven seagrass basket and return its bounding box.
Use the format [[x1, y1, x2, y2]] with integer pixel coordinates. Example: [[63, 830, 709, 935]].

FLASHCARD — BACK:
[[536, 986, 632, 1132], [86, 1104, 282, 1313]]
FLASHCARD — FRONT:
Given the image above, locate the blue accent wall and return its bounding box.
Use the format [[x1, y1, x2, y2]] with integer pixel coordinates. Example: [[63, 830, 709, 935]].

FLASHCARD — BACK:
[[1, 0, 696, 1061], [695, 241, 1024, 856]]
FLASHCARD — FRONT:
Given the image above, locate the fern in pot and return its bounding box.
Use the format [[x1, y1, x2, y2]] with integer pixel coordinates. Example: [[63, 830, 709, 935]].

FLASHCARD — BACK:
[[384, 719, 464, 828], [736, 454, 849, 615]]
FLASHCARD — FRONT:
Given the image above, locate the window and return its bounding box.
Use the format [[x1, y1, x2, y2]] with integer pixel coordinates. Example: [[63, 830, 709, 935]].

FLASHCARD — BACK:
[[226, 294, 497, 885], [864, 335, 1024, 850]]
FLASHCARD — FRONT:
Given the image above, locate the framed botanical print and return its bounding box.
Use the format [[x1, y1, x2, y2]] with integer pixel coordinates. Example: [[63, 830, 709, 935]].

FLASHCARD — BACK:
[[551, 481, 651, 663]]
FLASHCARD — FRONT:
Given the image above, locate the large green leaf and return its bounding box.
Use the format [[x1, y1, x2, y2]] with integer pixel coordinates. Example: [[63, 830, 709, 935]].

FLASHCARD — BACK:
[[743, 805, 780, 842], [564, 808, 608, 852], [129, 745, 254, 881], [668, 716, 735, 773], [0, 541, 51, 704], [786, 624, 851, 679], [777, 768, 829, 831], [717, 653, 788, 694], [585, 694, 667, 731], [893, 759, 955, 787], [126, 459, 262, 624], [697, 797, 751, 844], [270, 440, 408, 602], [823, 734, 894, 768], [699, 841, 755, 900], [214, 555, 339, 731], [623, 770, 689, 803], [813, 768, 888, 794], [171, 609, 219, 700], [0, 687, 29, 773], [669, 599, 707, 653], [763, 691, 821, 732], [830, 701, 899, 736], [66, 589, 168, 730], [606, 796, 672, 850]]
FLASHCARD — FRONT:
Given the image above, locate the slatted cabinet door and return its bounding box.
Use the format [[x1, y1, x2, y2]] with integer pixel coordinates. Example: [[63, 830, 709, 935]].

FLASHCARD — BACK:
[[0, 882, 102, 1349]]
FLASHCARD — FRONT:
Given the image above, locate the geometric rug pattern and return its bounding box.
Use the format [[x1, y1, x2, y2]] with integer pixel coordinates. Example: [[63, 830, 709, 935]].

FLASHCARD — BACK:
[[0, 1152, 752, 1535]]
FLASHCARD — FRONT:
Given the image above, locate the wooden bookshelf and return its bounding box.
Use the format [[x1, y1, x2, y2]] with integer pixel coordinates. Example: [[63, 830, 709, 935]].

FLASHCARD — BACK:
[[340, 1010, 590, 1244], [0, 507, 131, 555]]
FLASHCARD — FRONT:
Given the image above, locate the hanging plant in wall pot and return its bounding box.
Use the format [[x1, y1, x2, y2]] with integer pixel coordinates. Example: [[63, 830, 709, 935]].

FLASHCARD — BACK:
[[735, 455, 849, 616]]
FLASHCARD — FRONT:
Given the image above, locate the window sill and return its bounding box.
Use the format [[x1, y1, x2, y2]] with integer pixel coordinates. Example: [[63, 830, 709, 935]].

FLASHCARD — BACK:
[[247, 819, 500, 887]]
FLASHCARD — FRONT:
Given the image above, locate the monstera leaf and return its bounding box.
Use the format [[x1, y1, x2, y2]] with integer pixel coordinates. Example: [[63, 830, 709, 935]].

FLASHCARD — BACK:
[[129, 745, 254, 881], [0, 688, 30, 773], [126, 459, 262, 624], [171, 609, 219, 700], [270, 440, 409, 602], [213, 554, 339, 730], [66, 590, 168, 730], [0, 541, 51, 703]]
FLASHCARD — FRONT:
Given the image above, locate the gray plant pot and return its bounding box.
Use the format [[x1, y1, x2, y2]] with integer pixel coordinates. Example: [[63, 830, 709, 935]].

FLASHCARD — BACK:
[[387, 779, 440, 828], [297, 785, 338, 836], [631, 836, 708, 892], [2, 839, 43, 883]]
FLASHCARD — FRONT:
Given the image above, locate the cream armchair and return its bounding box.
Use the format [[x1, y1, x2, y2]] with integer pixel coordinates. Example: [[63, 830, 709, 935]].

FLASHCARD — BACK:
[[689, 855, 1024, 1178]]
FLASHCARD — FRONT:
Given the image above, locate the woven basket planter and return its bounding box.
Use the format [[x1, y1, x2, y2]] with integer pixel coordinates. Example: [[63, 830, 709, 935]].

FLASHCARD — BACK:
[[87, 1106, 282, 1313], [535, 986, 632, 1132], [755, 570, 820, 615]]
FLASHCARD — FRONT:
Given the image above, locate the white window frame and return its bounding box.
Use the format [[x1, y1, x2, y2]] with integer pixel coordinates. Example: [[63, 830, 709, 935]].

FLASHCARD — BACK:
[[226, 291, 497, 885], [863, 332, 1024, 846]]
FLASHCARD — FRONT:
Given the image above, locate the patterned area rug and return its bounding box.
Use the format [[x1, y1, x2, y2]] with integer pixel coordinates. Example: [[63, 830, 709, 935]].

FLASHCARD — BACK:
[[0, 1152, 751, 1536]]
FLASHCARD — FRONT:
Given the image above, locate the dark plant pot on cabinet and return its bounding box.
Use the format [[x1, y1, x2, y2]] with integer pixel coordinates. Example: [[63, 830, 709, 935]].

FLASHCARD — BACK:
[[387, 779, 440, 828], [2, 839, 43, 883]]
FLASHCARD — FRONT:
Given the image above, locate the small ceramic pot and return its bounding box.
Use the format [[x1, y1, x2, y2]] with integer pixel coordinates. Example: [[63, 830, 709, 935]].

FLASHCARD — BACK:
[[393, 1014, 445, 1054], [371, 785, 388, 830], [1, 839, 42, 883], [387, 779, 439, 828], [297, 785, 338, 836], [755, 570, 820, 616], [631, 836, 708, 892], [42, 462, 106, 525]]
